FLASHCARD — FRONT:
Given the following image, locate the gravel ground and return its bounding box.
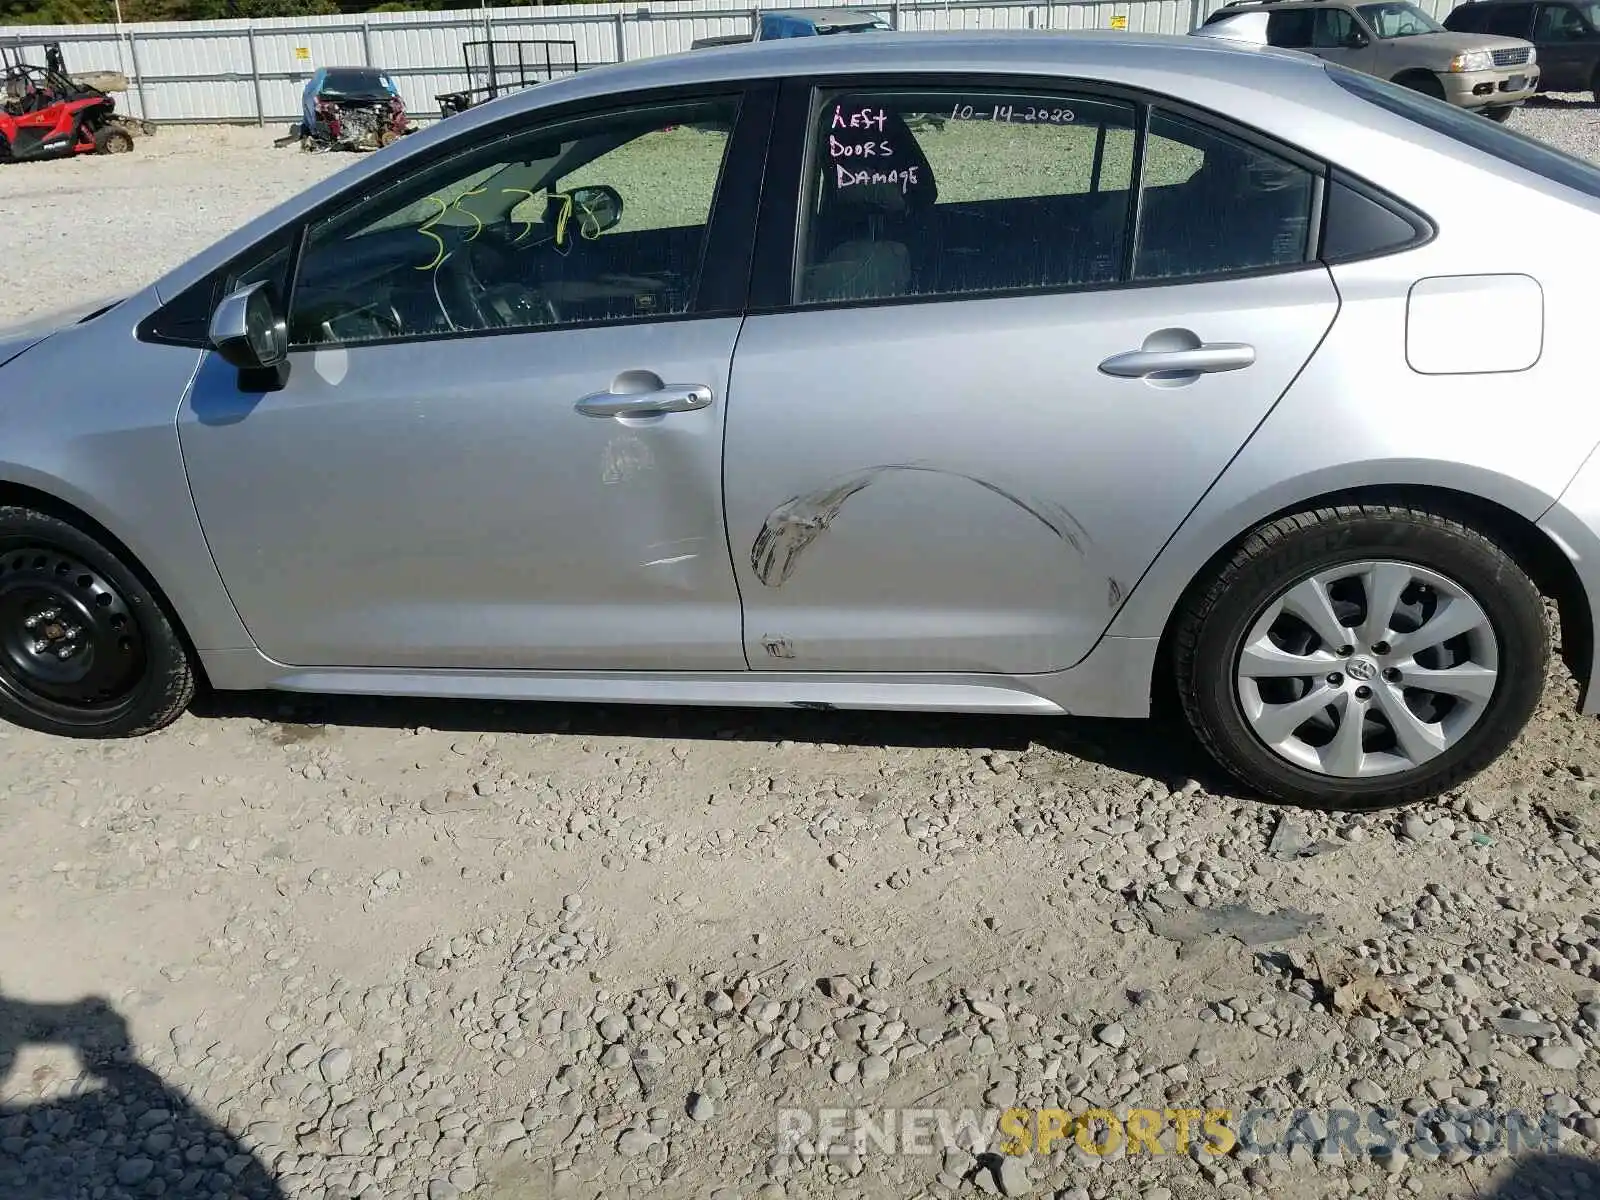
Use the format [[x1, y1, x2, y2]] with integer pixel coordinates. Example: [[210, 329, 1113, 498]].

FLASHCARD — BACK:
[[5, 103, 1600, 1200]]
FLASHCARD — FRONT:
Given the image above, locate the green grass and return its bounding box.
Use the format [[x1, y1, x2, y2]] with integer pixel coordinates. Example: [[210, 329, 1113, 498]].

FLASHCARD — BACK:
[[336, 118, 1207, 249]]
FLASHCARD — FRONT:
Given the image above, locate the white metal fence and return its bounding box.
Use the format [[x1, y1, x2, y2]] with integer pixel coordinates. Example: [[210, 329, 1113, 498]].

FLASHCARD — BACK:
[[1, 0, 1467, 126]]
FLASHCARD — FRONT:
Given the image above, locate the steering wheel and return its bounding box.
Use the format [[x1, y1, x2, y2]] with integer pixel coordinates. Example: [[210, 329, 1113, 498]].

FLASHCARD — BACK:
[[435, 240, 561, 330]]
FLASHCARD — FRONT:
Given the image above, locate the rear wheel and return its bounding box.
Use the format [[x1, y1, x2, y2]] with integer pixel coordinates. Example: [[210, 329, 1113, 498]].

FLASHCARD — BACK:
[[1173, 504, 1547, 810], [93, 125, 134, 155], [0, 507, 194, 738]]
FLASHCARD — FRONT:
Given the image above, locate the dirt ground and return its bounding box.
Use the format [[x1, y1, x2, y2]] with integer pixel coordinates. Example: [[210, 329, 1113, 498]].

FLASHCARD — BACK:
[[4, 108, 1600, 1200]]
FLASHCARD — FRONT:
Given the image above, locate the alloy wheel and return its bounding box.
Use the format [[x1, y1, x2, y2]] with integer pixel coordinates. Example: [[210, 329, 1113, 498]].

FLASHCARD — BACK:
[[1234, 559, 1499, 779]]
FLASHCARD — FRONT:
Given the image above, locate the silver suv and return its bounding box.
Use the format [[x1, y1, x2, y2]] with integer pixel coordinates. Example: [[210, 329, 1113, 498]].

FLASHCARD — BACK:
[[1200, 0, 1540, 119]]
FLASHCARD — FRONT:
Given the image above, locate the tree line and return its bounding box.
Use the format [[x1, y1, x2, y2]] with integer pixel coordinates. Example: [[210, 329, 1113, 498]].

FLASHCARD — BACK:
[[1, 0, 539, 24]]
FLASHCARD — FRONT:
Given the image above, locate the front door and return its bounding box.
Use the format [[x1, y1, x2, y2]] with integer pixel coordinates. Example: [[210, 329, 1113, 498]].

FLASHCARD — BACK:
[[180, 89, 767, 671], [723, 82, 1339, 675]]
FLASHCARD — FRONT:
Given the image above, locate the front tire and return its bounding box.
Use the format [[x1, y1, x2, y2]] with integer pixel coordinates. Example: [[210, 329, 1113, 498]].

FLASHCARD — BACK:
[[1172, 504, 1547, 810], [0, 506, 195, 738], [93, 125, 134, 155], [1483, 105, 1515, 122], [1395, 71, 1447, 101]]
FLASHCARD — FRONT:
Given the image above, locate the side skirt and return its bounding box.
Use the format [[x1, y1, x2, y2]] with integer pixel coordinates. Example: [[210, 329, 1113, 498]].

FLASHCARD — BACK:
[[197, 635, 1160, 719]]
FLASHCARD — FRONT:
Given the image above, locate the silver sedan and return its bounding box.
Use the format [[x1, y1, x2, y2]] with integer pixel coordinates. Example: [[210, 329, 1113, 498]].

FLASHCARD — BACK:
[[2, 28, 1598, 810]]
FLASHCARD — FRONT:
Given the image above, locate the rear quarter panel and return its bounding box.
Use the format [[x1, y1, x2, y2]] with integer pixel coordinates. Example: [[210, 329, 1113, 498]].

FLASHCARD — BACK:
[[1102, 67, 1600, 647]]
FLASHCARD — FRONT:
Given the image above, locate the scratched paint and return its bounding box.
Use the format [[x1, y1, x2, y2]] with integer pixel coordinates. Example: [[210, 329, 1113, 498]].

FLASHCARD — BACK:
[[601, 433, 655, 485], [750, 464, 1091, 588]]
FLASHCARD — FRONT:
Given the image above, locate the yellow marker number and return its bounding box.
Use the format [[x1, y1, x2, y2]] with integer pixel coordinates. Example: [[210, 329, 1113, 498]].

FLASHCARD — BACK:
[[414, 195, 449, 272]]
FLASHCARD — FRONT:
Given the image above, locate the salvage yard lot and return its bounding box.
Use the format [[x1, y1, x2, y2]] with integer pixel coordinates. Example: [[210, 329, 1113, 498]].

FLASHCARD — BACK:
[[6, 102, 1600, 1200]]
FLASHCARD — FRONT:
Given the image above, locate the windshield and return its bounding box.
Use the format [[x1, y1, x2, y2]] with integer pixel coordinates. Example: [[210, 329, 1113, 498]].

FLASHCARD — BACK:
[[1356, 1, 1445, 36], [319, 69, 393, 100], [1327, 62, 1600, 201]]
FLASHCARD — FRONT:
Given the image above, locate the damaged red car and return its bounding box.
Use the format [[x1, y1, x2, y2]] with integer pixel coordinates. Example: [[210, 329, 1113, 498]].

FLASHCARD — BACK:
[[297, 66, 414, 152]]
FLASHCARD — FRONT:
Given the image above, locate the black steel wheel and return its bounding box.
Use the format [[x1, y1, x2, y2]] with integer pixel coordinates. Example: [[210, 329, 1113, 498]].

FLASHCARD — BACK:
[[0, 506, 194, 737]]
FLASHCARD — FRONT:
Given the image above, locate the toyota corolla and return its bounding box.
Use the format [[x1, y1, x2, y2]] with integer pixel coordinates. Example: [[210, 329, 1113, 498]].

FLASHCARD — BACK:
[[3, 29, 1600, 810]]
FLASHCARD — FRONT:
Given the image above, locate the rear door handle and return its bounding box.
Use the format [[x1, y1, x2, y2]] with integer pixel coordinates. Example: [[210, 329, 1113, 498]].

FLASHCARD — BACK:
[[1098, 342, 1256, 379], [575, 384, 713, 417]]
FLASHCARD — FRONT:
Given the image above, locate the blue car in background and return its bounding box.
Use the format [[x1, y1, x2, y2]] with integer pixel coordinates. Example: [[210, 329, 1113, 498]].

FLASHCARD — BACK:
[[691, 8, 893, 49], [757, 7, 892, 37]]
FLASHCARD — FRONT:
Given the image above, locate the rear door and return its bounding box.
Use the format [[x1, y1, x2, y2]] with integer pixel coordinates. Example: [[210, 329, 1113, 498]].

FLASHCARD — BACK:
[[721, 78, 1340, 674]]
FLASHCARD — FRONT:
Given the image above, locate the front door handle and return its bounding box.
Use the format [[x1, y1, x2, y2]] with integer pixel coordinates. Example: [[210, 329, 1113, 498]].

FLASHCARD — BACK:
[[575, 383, 713, 418], [1098, 342, 1256, 379]]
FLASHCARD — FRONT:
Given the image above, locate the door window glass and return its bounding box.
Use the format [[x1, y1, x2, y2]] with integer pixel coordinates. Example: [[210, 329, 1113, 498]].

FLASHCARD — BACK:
[[1131, 109, 1316, 281], [1535, 3, 1589, 37], [795, 89, 1139, 303], [1266, 9, 1317, 44], [1355, 0, 1447, 35], [1312, 7, 1362, 46], [1484, 3, 1536, 34], [285, 96, 740, 348]]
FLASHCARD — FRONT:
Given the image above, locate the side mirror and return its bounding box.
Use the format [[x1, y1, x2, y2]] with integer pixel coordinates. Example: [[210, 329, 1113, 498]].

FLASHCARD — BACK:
[[210, 280, 287, 369], [1344, 29, 1369, 47], [209, 280, 289, 389], [567, 183, 624, 238]]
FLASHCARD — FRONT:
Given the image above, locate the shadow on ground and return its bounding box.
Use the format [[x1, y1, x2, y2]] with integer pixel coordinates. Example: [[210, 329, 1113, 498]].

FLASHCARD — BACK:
[[1524, 94, 1600, 109], [193, 687, 1240, 797], [1483, 1152, 1600, 1198], [0, 987, 283, 1200]]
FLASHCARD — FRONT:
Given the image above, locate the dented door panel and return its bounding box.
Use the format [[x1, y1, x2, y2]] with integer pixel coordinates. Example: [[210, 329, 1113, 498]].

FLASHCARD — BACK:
[[181, 319, 747, 670], [723, 270, 1341, 673]]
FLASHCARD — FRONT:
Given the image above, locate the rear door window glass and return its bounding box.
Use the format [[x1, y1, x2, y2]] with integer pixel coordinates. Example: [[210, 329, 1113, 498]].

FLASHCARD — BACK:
[[795, 89, 1139, 303], [1131, 109, 1317, 281]]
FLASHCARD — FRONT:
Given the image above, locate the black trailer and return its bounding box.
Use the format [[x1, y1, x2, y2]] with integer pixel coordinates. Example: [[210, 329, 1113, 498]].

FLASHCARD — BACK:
[[435, 39, 580, 119]]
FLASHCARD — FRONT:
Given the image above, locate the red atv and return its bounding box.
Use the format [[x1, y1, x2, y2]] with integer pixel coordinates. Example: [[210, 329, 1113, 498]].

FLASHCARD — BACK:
[[0, 49, 137, 163]]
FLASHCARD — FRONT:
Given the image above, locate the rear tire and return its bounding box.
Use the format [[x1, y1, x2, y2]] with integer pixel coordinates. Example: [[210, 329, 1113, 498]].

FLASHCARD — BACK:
[[1172, 504, 1547, 811], [0, 507, 195, 738], [93, 125, 134, 155]]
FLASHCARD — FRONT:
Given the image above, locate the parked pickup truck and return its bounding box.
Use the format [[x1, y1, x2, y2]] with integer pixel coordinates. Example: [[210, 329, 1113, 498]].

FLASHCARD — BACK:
[[1198, 0, 1540, 120]]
